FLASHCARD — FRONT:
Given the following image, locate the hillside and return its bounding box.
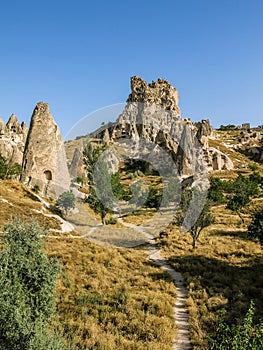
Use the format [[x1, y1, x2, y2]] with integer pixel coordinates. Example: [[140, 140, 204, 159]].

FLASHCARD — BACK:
[[1, 76, 263, 349]]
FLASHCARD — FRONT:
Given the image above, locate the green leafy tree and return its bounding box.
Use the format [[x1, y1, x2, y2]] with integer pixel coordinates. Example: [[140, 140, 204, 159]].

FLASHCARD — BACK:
[[248, 209, 263, 246], [208, 301, 263, 350], [0, 219, 69, 350], [57, 191, 75, 216], [176, 188, 214, 249], [83, 140, 115, 224], [208, 177, 227, 204], [226, 172, 261, 223], [227, 193, 250, 224]]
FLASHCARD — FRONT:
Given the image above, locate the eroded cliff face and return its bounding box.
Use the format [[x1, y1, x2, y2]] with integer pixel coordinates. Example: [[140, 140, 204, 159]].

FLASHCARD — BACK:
[[94, 76, 233, 177], [21, 102, 70, 197], [0, 114, 28, 165]]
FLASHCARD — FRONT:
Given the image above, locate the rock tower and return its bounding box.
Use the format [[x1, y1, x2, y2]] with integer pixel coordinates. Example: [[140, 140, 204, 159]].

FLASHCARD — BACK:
[[0, 114, 28, 165], [21, 102, 70, 197]]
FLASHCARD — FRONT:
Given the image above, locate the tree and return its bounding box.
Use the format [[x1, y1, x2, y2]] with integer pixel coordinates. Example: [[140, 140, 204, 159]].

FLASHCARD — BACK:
[[83, 140, 116, 224], [227, 193, 250, 224], [57, 191, 75, 216], [0, 153, 22, 180], [248, 209, 263, 247], [176, 188, 214, 249], [226, 172, 261, 223], [0, 218, 68, 349]]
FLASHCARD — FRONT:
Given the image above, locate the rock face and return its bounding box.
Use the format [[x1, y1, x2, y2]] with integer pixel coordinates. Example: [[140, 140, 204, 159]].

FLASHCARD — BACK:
[[207, 148, 234, 171], [96, 76, 209, 177], [0, 114, 28, 164], [196, 119, 214, 149], [69, 147, 86, 179], [21, 102, 70, 197]]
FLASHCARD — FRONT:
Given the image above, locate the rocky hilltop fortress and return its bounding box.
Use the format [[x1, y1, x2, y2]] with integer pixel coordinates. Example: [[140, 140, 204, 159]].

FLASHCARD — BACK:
[[1, 75, 262, 197], [90, 76, 235, 176]]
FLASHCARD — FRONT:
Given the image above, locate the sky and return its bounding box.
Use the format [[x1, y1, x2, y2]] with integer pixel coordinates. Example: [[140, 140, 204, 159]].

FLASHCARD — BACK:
[[0, 0, 263, 139]]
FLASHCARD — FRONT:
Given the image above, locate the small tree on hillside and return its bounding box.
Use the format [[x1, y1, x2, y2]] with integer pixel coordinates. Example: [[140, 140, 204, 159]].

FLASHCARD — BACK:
[[57, 191, 75, 216], [0, 219, 68, 349], [227, 193, 250, 224], [83, 140, 117, 224], [176, 188, 214, 249], [248, 209, 263, 247]]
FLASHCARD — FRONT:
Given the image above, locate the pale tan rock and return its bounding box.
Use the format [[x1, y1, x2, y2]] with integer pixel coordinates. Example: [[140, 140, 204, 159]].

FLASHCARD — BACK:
[[21, 102, 70, 198], [0, 114, 27, 164], [208, 148, 234, 171]]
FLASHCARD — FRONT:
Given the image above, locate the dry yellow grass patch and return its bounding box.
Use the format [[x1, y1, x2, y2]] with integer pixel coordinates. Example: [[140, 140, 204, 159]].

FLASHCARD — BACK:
[[0, 180, 61, 231], [45, 238, 177, 349], [161, 222, 263, 349]]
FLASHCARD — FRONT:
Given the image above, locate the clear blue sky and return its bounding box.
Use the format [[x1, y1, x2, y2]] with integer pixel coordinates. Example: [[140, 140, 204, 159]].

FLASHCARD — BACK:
[[0, 0, 262, 138]]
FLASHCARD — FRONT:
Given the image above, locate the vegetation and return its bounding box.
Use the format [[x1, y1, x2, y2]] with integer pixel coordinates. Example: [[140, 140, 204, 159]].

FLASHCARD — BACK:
[[208, 301, 263, 349], [0, 153, 22, 180], [176, 188, 215, 249], [57, 191, 75, 216], [32, 184, 40, 193], [0, 219, 70, 349], [248, 209, 263, 246], [219, 124, 237, 131], [83, 141, 115, 224], [161, 220, 263, 349], [46, 237, 177, 349]]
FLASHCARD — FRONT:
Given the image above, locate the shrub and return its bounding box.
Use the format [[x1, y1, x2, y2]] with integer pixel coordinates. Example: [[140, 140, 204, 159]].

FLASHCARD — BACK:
[[208, 301, 263, 349], [0, 219, 69, 349], [248, 209, 263, 246]]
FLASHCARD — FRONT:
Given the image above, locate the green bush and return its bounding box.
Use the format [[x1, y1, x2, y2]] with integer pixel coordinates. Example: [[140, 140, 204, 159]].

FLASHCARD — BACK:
[[106, 216, 117, 225], [0, 218, 71, 350], [208, 301, 263, 349], [248, 209, 263, 246]]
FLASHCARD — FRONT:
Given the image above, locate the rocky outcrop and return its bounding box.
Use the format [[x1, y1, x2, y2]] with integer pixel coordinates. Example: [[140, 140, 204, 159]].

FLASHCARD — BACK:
[[127, 76, 181, 114], [69, 147, 86, 179], [207, 148, 234, 171], [21, 102, 70, 197], [196, 119, 214, 149], [0, 114, 28, 164], [97, 76, 208, 177]]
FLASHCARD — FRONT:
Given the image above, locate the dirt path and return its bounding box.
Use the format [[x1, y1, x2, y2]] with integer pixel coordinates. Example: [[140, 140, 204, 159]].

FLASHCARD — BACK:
[[46, 201, 192, 349], [118, 219, 191, 350]]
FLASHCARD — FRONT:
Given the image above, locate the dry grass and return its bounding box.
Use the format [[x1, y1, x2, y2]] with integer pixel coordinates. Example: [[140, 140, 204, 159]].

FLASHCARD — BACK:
[[161, 219, 263, 349], [0, 180, 61, 231], [45, 238, 177, 349]]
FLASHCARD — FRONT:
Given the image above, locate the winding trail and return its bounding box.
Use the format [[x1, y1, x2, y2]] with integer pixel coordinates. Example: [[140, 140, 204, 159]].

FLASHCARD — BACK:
[[44, 198, 191, 349], [118, 218, 191, 350]]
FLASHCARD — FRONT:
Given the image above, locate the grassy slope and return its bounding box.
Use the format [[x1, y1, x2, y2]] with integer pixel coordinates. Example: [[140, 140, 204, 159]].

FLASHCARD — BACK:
[[1, 130, 263, 349], [0, 179, 177, 349], [0, 180, 61, 231], [46, 238, 177, 350]]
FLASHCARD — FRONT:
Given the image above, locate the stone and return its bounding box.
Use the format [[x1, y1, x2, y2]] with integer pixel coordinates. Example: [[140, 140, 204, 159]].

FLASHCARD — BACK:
[[21, 102, 70, 198], [196, 119, 214, 149], [69, 147, 86, 179], [102, 76, 206, 177], [207, 148, 234, 171], [0, 114, 28, 164]]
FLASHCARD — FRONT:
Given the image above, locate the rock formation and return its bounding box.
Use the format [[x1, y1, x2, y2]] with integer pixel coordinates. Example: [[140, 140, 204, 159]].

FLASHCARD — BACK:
[[0, 114, 28, 164], [207, 148, 234, 171], [69, 147, 86, 179], [96, 76, 213, 177], [21, 102, 70, 198]]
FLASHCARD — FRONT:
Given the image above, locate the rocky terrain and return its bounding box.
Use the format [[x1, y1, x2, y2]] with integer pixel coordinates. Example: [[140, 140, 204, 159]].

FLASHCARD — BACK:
[[1, 76, 262, 200], [0, 76, 263, 350], [66, 76, 262, 182]]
